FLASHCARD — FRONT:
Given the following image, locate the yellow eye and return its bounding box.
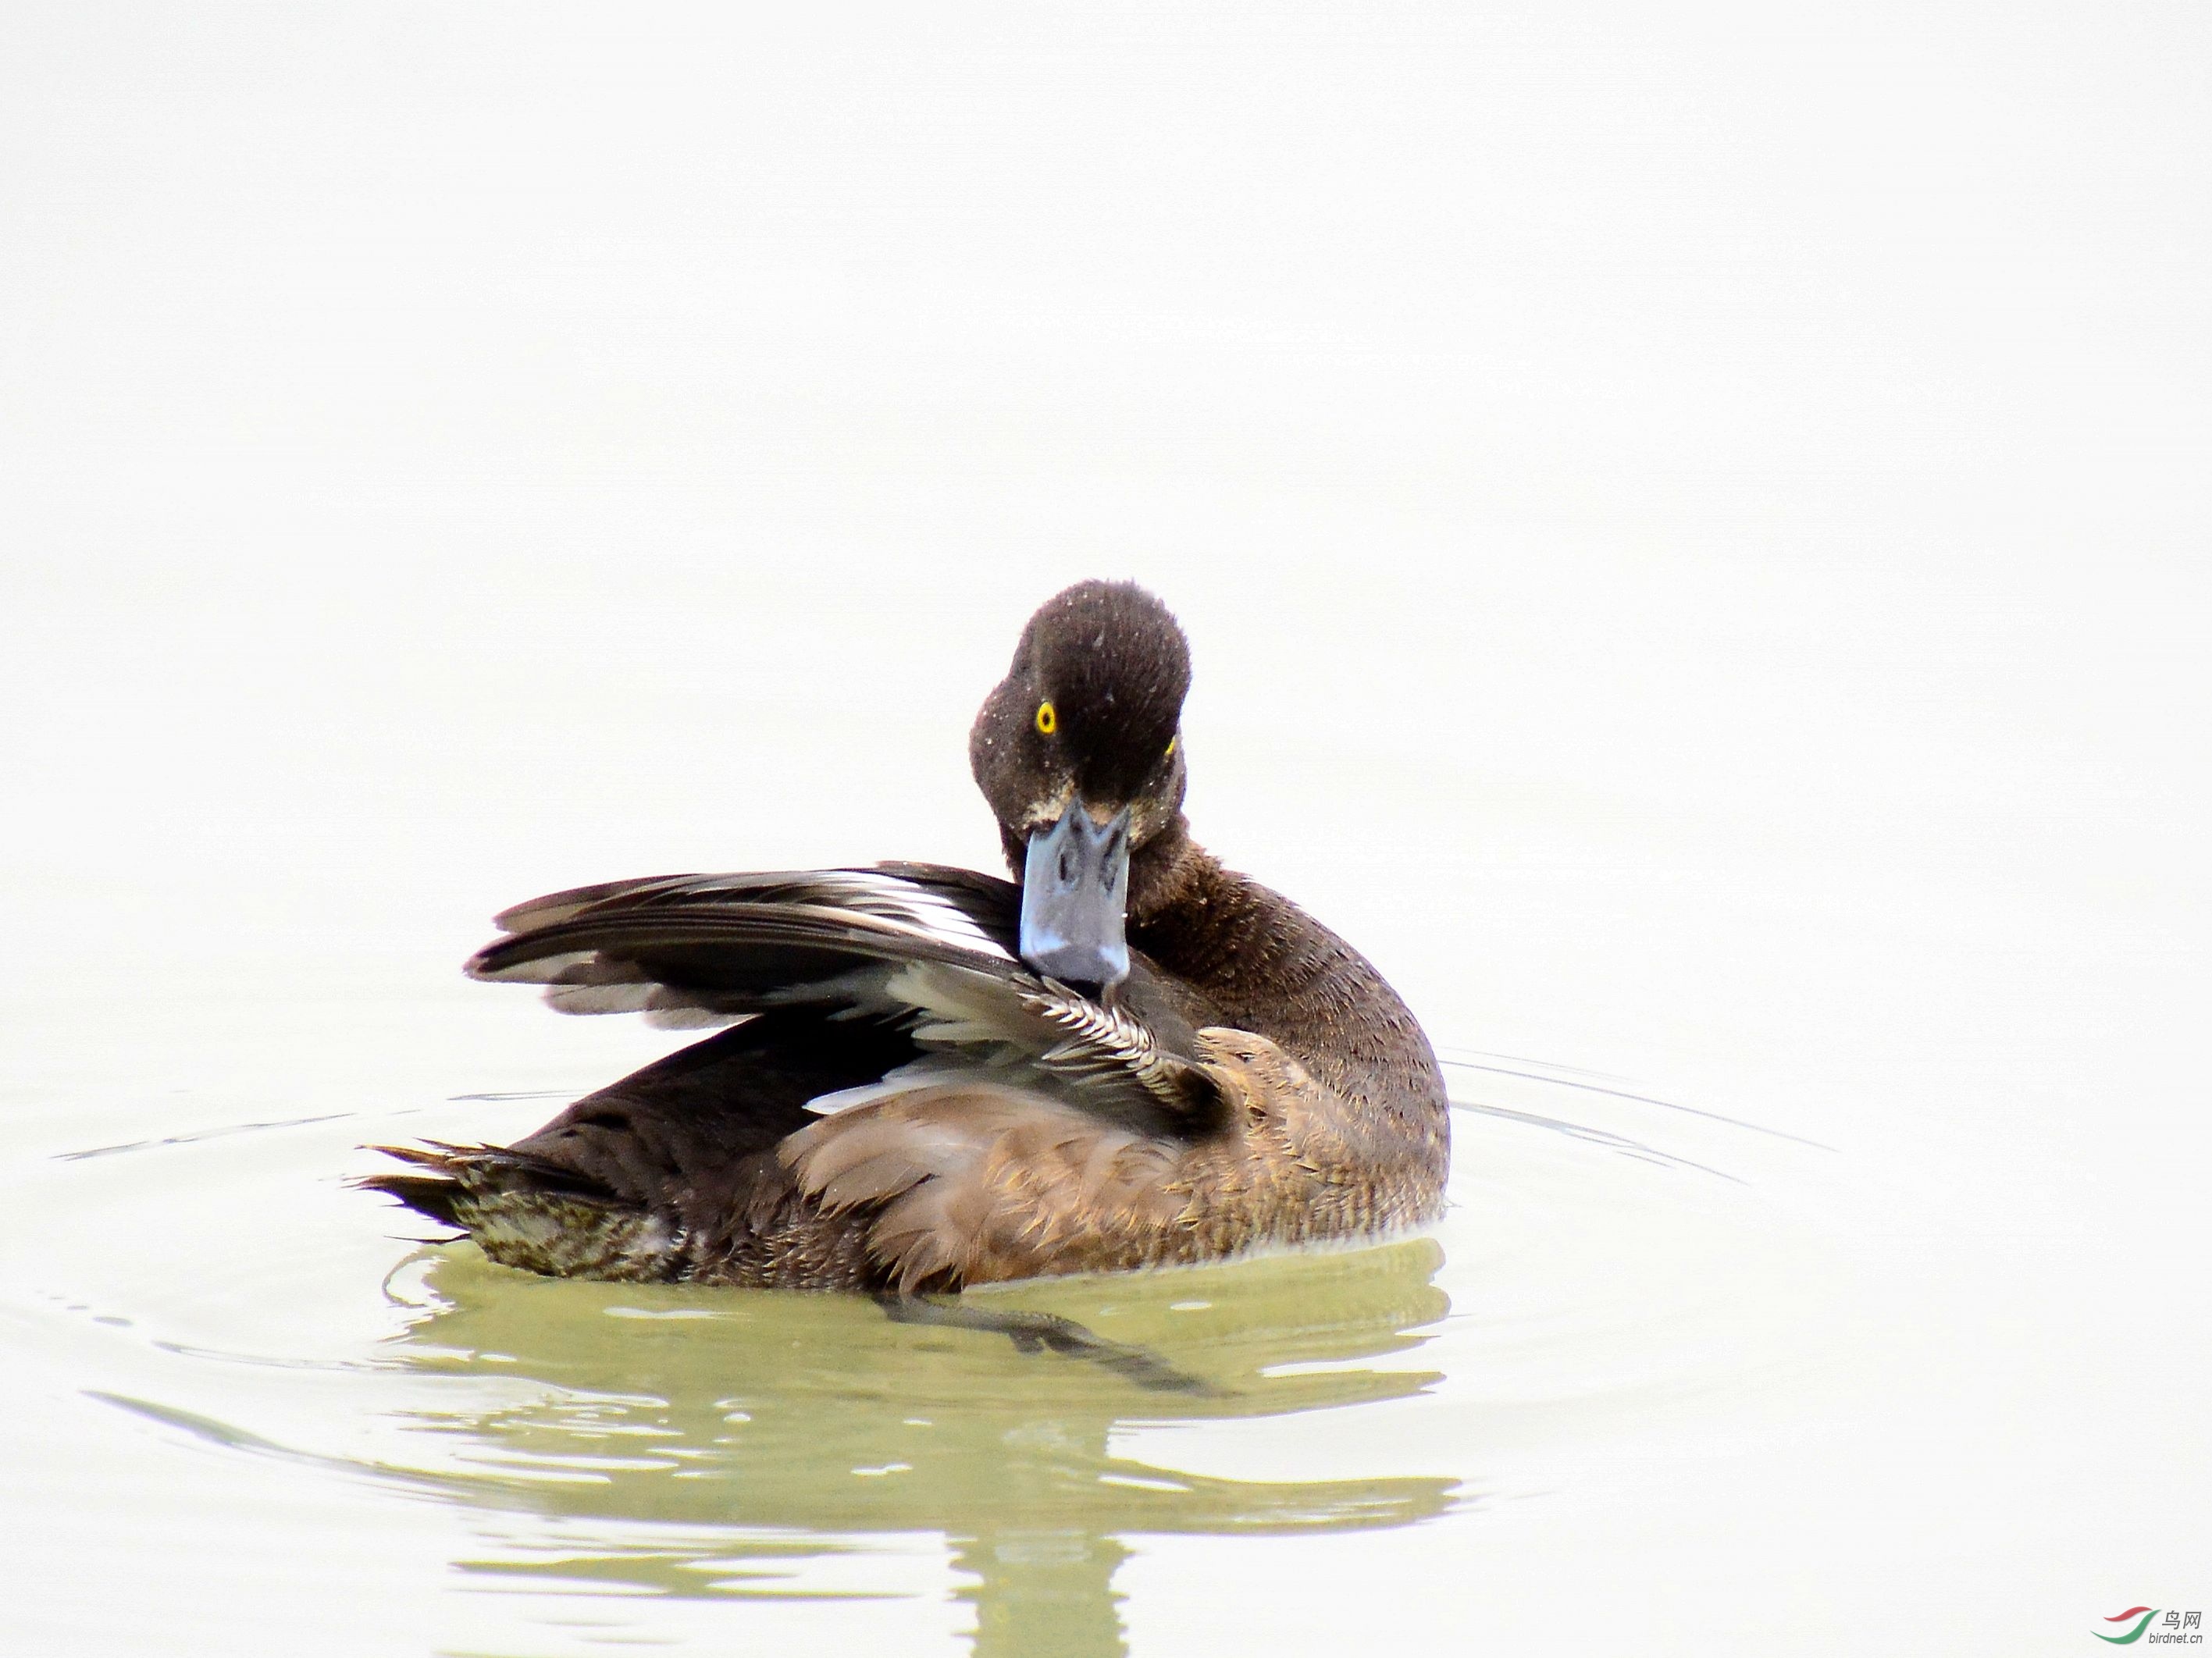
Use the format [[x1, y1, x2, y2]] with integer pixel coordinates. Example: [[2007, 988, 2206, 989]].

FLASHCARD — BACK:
[[1164, 734, 1177, 758], [1035, 701, 1056, 735]]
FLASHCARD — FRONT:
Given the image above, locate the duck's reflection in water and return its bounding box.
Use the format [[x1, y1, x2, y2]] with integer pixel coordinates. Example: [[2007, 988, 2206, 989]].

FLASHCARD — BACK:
[[380, 1236, 1459, 1655]]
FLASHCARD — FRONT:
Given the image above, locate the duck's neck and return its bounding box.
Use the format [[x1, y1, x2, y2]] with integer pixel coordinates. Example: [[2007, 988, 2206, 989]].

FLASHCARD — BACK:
[[1124, 815, 1213, 927]]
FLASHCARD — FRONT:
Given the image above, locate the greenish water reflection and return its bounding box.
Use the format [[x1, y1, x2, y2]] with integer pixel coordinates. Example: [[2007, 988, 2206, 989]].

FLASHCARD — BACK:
[[383, 1237, 1459, 1655]]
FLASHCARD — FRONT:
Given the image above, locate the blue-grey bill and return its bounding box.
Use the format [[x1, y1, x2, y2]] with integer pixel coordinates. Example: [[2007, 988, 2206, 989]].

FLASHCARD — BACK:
[[1018, 798, 1132, 988]]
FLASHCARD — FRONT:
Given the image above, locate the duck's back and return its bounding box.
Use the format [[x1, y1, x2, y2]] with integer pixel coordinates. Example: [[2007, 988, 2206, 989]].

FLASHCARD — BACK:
[[372, 1009, 919, 1288]]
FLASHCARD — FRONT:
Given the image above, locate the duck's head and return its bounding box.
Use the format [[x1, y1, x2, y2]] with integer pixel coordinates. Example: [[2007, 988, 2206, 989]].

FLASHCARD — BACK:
[[970, 580, 1191, 989]]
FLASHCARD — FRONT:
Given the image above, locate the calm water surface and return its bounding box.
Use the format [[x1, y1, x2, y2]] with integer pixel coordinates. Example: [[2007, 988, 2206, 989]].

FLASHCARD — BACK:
[[2, 607, 2200, 1654], [3, 1003, 1849, 1656]]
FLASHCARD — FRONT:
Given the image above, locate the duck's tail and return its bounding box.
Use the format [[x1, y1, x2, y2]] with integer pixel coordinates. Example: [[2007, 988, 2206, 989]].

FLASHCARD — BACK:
[[357, 1142, 689, 1282]]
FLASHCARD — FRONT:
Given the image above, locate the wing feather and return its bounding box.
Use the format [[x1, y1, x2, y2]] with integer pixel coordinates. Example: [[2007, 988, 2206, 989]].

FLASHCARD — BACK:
[[467, 863, 1224, 1139]]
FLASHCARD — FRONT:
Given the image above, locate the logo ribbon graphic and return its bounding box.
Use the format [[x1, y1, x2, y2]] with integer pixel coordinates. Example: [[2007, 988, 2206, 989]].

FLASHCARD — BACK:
[[2096, 1609, 2159, 1645]]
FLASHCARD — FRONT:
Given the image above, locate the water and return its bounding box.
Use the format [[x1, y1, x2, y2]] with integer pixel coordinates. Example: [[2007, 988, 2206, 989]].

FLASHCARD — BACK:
[[1, 661, 2202, 1654], [4, 4, 2208, 1651], [1, 1023, 1847, 1656]]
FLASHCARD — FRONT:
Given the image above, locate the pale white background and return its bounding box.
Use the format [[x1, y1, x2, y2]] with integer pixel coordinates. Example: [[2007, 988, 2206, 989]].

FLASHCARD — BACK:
[[2, 4, 2207, 1653]]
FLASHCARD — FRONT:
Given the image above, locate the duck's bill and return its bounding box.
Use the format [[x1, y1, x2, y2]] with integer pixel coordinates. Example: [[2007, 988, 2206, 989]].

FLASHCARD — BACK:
[[1019, 798, 1132, 989]]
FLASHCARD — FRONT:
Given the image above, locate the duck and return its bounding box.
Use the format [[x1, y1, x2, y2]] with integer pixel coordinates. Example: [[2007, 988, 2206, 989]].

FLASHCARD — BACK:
[[365, 580, 1449, 1291]]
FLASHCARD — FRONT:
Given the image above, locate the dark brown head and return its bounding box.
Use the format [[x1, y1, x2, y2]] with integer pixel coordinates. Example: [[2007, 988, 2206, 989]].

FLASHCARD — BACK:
[[970, 581, 1193, 984]]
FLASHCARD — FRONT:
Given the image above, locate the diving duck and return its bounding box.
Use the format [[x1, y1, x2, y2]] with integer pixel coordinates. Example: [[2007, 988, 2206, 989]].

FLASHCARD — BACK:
[[366, 581, 1448, 1290]]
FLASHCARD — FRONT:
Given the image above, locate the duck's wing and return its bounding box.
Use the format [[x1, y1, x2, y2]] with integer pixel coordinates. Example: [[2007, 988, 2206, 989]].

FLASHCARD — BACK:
[[468, 863, 1224, 1140], [471, 863, 1021, 1021]]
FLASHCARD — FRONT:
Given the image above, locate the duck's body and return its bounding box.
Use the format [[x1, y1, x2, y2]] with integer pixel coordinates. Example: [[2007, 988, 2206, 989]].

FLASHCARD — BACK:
[[367, 583, 1448, 1290]]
